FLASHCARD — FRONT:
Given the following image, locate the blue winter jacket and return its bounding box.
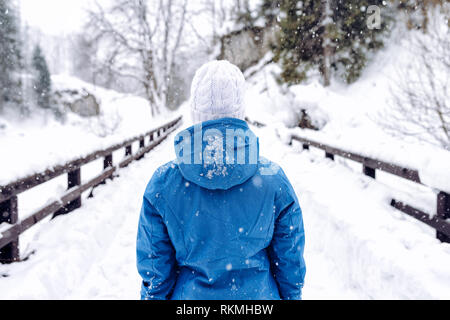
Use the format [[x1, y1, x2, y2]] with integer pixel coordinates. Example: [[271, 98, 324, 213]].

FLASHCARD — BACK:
[[136, 118, 306, 300]]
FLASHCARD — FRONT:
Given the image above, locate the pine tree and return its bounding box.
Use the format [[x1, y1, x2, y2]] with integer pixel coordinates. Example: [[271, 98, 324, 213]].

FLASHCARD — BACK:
[[32, 45, 52, 110], [0, 0, 23, 113], [259, 0, 281, 26], [234, 0, 257, 29], [270, 0, 391, 85]]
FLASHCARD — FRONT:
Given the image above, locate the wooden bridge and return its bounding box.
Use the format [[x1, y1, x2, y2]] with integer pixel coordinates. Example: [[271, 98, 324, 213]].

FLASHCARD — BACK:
[[1, 115, 449, 266]]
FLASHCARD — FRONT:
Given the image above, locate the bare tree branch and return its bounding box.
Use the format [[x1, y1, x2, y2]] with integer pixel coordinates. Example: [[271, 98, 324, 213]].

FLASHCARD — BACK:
[[84, 0, 189, 116], [379, 7, 450, 149]]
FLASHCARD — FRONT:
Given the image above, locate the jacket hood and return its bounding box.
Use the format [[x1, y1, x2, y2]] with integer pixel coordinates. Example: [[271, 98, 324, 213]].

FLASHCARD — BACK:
[[174, 118, 259, 190]]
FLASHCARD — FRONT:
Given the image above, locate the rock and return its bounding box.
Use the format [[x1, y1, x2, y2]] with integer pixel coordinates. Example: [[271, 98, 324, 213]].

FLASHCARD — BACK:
[[218, 25, 277, 72], [53, 88, 100, 117], [299, 109, 319, 130]]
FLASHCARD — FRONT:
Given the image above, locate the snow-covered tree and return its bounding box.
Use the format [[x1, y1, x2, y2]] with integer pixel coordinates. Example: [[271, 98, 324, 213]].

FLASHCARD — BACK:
[[393, 0, 446, 32], [32, 45, 52, 110], [259, 0, 281, 26], [86, 0, 189, 116], [0, 0, 23, 113], [195, 0, 231, 46], [70, 33, 99, 86], [271, 0, 391, 86], [384, 7, 449, 149], [233, 0, 257, 28]]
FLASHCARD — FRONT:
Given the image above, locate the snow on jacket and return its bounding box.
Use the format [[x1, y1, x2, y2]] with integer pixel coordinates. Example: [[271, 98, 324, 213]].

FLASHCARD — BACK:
[[136, 117, 306, 300]]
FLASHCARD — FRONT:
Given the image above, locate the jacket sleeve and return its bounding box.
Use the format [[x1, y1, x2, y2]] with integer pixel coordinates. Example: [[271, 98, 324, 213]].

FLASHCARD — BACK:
[[136, 195, 178, 300], [267, 174, 306, 300]]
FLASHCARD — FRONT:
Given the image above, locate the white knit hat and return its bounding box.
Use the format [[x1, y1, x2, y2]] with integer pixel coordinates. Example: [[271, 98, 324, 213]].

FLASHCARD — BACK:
[[190, 60, 246, 123]]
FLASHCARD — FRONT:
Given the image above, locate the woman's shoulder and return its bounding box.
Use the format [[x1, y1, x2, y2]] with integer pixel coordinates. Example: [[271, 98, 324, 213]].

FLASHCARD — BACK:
[[258, 157, 287, 181], [144, 160, 183, 196], [257, 156, 296, 194]]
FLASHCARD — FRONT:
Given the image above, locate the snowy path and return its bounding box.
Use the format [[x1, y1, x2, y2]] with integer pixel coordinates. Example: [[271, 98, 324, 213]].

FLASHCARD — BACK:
[[64, 126, 361, 300], [1, 123, 449, 299]]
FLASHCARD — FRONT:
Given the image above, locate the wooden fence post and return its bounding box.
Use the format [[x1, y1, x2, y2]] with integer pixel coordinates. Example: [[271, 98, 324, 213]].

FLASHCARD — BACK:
[[363, 165, 376, 179], [0, 196, 19, 263], [125, 145, 132, 157], [104, 154, 113, 169], [137, 138, 146, 161], [325, 152, 335, 161], [121, 145, 133, 167], [437, 192, 450, 243], [101, 154, 114, 184], [54, 168, 82, 218]]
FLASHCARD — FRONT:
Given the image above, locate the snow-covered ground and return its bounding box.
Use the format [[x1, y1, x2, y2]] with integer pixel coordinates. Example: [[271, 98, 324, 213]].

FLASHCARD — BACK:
[[259, 125, 450, 299], [1, 116, 449, 299]]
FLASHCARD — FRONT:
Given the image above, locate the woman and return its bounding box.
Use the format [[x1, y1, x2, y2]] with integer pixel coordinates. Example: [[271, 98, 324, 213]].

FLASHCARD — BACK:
[[136, 60, 306, 300]]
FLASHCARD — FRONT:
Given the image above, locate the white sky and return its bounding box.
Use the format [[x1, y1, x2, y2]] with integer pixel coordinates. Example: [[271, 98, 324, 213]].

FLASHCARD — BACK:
[[20, 0, 90, 35]]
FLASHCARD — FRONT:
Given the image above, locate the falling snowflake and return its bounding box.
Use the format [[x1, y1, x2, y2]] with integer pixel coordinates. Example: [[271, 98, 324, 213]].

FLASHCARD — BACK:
[[252, 175, 263, 187]]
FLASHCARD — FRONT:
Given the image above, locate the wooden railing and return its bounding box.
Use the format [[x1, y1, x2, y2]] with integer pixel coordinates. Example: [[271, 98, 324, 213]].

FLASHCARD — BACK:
[[0, 116, 183, 263], [245, 117, 450, 244]]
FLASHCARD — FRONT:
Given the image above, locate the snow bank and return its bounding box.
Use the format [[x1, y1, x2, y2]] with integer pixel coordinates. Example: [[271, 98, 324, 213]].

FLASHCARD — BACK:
[[255, 125, 450, 299]]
